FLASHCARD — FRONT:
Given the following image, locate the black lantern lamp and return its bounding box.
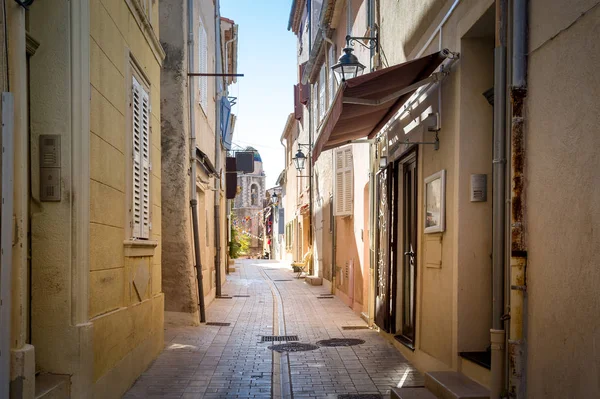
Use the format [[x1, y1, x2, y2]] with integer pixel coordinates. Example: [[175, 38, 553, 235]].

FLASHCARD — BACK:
[[331, 34, 378, 84], [331, 47, 366, 84], [293, 148, 307, 172], [270, 192, 279, 205]]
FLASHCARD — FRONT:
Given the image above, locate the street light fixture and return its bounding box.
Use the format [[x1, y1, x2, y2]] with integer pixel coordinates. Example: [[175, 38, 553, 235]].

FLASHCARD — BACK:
[[293, 148, 306, 172], [270, 192, 279, 205], [331, 34, 378, 84]]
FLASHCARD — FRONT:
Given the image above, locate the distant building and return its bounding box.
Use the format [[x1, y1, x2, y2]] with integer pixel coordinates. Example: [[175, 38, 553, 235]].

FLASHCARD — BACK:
[[233, 147, 266, 255]]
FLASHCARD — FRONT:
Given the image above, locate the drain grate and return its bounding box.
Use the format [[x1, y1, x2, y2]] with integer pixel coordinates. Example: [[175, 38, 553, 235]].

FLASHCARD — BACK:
[[206, 322, 231, 326], [215, 296, 232, 299], [338, 395, 382, 399], [268, 343, 319, 353], [273, 279, 292, 282], [261, 335, 299, 342], [233, 295, 250, 297], [317, 338, 366, 347], [317, 296, 334, 299], [341, 326, 370, 330]]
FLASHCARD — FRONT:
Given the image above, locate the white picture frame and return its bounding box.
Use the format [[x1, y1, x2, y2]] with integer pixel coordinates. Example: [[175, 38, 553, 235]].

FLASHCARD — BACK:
[[424, 169, 446, 234]]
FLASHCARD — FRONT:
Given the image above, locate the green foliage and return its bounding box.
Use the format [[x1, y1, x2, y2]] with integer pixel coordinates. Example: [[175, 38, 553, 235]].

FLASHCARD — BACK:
[[229, 217, 250, 259]]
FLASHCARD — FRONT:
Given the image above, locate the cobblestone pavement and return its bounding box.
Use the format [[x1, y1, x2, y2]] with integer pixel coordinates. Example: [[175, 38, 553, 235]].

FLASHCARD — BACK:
[[124, 259, 423, 399]]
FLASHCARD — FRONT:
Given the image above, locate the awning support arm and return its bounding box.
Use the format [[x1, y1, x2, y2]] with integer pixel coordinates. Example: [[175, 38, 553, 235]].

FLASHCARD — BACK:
[[342, 73, 444, 106], [403, 133, 440, 150]]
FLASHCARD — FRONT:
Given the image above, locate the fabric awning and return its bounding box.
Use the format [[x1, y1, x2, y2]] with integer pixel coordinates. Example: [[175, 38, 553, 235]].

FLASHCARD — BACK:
[[312, 50, 451, 162]]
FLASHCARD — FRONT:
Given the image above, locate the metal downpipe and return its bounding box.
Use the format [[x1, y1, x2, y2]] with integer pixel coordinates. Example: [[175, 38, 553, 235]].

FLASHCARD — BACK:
[[491, 0, 508, 397], [214, 0, 222, 298], [188, 0, 206, 322], [508, 0, 528, 398]]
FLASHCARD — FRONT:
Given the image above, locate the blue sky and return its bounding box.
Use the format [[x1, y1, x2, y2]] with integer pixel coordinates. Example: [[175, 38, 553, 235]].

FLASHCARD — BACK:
[[220, 0, 297, 188]]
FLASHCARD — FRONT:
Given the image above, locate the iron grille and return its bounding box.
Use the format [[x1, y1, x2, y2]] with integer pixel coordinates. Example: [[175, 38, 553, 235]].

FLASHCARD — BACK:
[[341, 326, 370, 330], [338, 395, 382, 399], [233, 295, 251, 297], [261, 335, 299, 342], [206, 322, 231, 326]]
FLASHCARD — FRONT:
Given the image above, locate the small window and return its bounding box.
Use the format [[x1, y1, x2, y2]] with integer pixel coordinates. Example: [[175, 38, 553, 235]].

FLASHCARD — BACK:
[[251, 184, 258, 206], [131, 75, 151, 239], [334, 146, 353, 216], [318, 65, 326, 124], [198, 18, 208, 111], [328, 44, 337, 106]]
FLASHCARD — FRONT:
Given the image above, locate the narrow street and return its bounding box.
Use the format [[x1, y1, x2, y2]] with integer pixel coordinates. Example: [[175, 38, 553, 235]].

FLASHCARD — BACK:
[[125, 260, 422, 399]]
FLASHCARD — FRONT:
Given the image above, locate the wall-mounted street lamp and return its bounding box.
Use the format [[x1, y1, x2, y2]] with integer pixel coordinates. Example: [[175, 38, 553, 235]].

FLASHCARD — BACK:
[[331, 34, 378, 83], [292, 143, 312, 175], [270, 192, 279, 206]]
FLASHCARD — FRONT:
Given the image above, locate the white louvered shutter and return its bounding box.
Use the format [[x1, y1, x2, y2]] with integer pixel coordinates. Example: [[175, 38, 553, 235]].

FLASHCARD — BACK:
[[132, 76, 151, 239], [318, 65, 326, 123], [334, 146, 353, 216], [199, 20, 208, 111], [140, 84, 151, 238]]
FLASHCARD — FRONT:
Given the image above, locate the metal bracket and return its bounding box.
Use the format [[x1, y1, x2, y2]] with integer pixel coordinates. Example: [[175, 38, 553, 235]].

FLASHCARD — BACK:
[[346, 33, 379, 53], [403, 134, 440, 150]]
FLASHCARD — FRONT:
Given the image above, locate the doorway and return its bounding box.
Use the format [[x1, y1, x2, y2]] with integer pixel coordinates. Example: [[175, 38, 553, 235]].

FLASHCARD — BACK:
[[394, 150, 418, 347]]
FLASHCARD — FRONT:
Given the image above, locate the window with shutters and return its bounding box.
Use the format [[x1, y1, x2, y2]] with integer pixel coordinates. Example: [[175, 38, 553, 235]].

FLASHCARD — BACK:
[[198, 18, 208, 112], [334, 146, 353, 216], [131, 75, 152, 239]]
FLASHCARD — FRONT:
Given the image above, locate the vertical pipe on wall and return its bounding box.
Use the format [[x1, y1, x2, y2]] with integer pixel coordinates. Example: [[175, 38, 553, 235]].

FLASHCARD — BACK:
[[188, 0, 206, 322], [214, 0, 222, 298], [491, 0, 508, 397], [508, 0, 528, 397]]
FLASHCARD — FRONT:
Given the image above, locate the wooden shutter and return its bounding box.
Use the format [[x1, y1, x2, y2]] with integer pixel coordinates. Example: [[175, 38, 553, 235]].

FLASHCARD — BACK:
[[334, 146, 353, 216], [318, 65, 326, 124], [199, 19, 208, 111], [132, 76, 151, 239], [294, 84, 302, 121]]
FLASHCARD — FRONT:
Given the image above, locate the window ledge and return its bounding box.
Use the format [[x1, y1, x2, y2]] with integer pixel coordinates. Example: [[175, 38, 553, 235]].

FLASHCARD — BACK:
[[123, 239, 158, 257]]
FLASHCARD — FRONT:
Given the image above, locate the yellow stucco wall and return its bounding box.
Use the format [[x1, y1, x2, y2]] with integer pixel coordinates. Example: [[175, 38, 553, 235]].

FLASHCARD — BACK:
[[89, 0, 163, 395]]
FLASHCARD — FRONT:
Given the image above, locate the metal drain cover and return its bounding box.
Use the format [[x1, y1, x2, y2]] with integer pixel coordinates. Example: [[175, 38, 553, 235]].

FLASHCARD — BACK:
[[206, 322, 231, 326], [261, 335, 299, 342], [317, 338, 365, 347], [268, 343, 319, 353], [317, 296, 334, 299], [341, 326, 370, 330], [215, 296, 233, 299], [338, 395, 382, 399], [273, 279, 292, 282], [233, 295, 250, 297]]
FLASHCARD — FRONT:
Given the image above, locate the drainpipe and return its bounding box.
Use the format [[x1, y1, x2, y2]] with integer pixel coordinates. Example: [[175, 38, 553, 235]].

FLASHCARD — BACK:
[[188, 0, 206, 322], [214, 1, 223, 297], [508, 1, 528, 398], [491, 0, 508, 397], [307, 0, 314, 274]]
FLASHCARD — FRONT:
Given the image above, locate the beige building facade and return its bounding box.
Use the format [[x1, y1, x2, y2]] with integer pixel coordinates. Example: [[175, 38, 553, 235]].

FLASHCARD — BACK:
[[284, 1, 599, 398], [160, 0, 235, 326], [1, 0, 165, 397]]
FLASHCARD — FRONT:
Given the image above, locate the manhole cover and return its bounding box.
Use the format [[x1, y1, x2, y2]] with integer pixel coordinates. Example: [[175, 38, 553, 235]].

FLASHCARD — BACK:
[[341, 326, 370, 330], [317, 338, 365, 347], [268, 343, 319, 353], [338, 395, 382, 399], [261, 335, 299, 342], [317, 296, 334, 299], [233, 295, 250, 297], [273, 279, 292, 282], [206, 322, 231, 326]]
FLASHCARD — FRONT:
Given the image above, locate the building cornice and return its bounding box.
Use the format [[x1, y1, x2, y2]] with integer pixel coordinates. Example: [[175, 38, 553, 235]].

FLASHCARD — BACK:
[[125, 0, 166, 66]]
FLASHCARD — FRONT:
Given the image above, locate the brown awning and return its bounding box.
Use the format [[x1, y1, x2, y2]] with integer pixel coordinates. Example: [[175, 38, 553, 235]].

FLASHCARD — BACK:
[[312, 50, 450, 162]]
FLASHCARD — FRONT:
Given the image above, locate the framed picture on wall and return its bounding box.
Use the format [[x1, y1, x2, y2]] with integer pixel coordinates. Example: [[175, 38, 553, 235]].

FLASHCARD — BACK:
[[424, 170, 446, 234]]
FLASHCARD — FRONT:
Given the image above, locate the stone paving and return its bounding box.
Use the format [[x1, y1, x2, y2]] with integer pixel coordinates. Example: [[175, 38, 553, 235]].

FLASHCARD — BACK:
[[124, 259, 423, 398]]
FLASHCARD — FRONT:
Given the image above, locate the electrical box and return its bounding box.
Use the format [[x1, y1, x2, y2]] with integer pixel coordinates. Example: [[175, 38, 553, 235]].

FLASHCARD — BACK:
[[470, 174, 487, 202], [39, 135, 61, 201]]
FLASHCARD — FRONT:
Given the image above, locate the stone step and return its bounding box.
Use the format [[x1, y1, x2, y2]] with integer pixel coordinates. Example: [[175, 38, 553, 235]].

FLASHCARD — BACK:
[[35, 374, 70, 399], [425, 371, 490, 399], [305, 276, 323, 285], [391, 387, 438, 399]]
